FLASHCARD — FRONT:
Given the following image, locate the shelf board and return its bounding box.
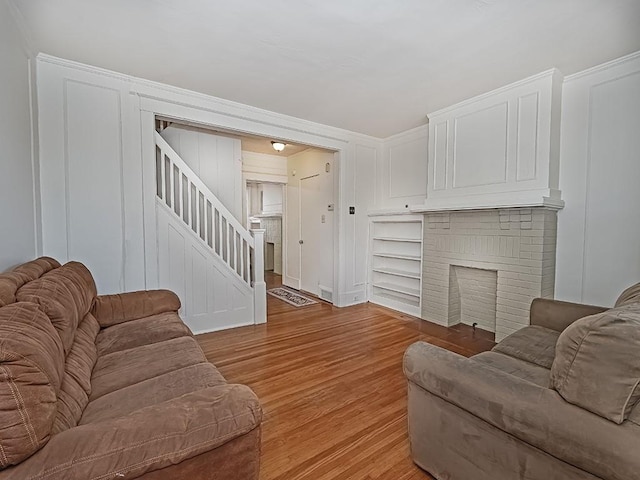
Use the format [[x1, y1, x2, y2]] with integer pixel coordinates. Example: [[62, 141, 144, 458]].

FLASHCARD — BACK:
[[372, 253, 421, 261], [372, 282, 420, 298], [370, 292, 420, 317], [372, 236, 422, 243], [372, 267, 421, 280]]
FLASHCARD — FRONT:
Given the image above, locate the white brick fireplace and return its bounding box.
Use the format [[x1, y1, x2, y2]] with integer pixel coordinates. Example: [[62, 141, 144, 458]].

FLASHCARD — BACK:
[[412, 69, 564, 342], [421, 208, 557, 341]]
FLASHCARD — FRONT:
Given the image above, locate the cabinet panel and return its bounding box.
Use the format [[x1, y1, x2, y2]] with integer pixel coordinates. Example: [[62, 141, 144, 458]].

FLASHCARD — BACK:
[[516, 92, 539, 181], [453, 102, 508, 188], [422, 69, 563, 211]]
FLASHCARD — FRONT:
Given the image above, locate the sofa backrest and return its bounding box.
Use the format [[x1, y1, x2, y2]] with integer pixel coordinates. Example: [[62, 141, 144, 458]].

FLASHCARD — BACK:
[[0, 257, 60, 307], [0, 258, 100, 467], [550, 298, 640, 424], [615, 282, 640, 308], [0, 302, 65, 467], [16, 262, 96, 354]]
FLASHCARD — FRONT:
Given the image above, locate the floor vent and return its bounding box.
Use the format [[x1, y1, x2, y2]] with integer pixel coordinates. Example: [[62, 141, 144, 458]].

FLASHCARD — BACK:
[[319, 287, 333, 303]]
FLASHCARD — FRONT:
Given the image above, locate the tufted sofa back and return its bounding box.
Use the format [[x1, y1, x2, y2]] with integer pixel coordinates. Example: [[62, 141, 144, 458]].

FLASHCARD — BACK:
[[0, 258, 99, 466]]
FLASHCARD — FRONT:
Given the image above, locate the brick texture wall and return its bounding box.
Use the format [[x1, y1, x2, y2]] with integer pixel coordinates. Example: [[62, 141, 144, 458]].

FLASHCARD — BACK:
[[449, 266, 498, 332], [422, 208, 557, 341]]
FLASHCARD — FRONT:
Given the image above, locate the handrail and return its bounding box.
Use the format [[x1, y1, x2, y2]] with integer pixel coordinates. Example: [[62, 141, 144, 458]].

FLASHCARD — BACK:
[[155, 132, 254, 247]]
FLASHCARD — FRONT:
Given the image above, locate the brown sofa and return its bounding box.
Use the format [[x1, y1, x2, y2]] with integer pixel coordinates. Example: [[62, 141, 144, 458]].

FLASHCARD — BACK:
[[0, 257, 262, 479], [404, 282, 640, 480]]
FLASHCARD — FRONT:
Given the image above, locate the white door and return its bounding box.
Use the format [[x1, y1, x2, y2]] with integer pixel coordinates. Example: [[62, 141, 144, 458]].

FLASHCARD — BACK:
[[300, 174, 322, 295]]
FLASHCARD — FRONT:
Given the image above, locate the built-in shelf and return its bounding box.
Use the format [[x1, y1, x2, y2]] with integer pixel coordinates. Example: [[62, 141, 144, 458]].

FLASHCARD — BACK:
[[372, 253, 421, 261], [372, 236, 422, 243], [372, 282, 420, 298], [368, 214, 424, 317], [372, 267, 421, 279]]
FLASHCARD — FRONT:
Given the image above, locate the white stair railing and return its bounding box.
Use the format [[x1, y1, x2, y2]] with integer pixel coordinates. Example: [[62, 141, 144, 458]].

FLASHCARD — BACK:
[[155, 132, 266, 322]]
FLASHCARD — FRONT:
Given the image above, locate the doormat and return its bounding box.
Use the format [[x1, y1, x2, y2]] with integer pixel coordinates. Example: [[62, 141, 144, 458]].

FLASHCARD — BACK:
[[267, 287, 318, 307]]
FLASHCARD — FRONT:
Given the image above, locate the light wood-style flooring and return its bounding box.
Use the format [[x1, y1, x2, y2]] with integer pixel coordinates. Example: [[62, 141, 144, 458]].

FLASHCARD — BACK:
[[196, 273, 495, 480]]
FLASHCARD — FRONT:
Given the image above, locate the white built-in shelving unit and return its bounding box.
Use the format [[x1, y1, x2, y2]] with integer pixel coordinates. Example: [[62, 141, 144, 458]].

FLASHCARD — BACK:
[[368, 214, 423, 317]]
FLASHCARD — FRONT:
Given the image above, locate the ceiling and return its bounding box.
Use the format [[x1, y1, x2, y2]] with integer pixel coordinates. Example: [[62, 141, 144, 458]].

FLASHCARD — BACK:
[[237, 136, 310, 158], [12, 0, 640, 138]]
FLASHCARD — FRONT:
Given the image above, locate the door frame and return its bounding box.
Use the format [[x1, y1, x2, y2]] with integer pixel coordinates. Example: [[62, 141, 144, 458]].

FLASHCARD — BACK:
[[138, 97, 344, 307], [243, 179, 287, 279]]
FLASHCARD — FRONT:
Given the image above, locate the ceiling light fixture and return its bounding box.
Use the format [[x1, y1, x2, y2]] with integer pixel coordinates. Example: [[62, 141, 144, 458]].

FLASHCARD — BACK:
[[271, 141, 286, 152]]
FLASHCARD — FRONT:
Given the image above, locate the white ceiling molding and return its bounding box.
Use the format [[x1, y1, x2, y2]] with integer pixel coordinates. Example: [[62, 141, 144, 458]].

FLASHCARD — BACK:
[[13, 0, 640, 137]]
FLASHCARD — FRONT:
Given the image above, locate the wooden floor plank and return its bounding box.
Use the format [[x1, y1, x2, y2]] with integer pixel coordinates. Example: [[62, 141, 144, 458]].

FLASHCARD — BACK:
[[196, 273, 495, 480]]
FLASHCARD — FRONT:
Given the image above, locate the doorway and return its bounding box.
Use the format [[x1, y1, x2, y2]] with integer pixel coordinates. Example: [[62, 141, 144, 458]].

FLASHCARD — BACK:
[[246, 181, 285, 276], [300, 174, 321, 294], [285, 149, 335, 301]]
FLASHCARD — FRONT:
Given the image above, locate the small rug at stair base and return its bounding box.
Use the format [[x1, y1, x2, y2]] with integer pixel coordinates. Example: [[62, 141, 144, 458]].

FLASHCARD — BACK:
[[267, 288, 318, 307]]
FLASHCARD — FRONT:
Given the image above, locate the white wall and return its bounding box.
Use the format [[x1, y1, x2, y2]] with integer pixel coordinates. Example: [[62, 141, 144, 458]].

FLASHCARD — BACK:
[[0, 1, 37, 271], [160, 124, 242, 221], [555, 52, 640, 307], [37, 61, 140, 294], [261, 183, 283, 214], [285, 149, 335, 295], [35, 55, 380, 307], [242, 151, 287, 184]]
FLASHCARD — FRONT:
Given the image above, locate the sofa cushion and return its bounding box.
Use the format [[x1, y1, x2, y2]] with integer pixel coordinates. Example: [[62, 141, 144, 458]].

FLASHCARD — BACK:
[[492, 325, 560, 369], [550, 306, 640, 424], [0, 302, 65, 468], [0, 257, 60, 307], [0, 276, 20, 308], [95, 311, 192, 356], [615, 282, 640, 308], [92, 290, 181, 328], [90, 336, 207, 400], [2, 385, 262, 479], [53, 313, 100, 435], [472, 351, 550, 387], [16, 262, 96, 354], [80, 363, 226, 425]]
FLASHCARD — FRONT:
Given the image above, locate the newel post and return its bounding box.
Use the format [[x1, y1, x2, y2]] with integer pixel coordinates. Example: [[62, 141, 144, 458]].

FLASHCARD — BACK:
[[251, 229, 267, 324]]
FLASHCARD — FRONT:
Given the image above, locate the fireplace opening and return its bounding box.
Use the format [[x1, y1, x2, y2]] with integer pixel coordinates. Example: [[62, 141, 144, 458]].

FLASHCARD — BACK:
[[448, 266, 497, 333]]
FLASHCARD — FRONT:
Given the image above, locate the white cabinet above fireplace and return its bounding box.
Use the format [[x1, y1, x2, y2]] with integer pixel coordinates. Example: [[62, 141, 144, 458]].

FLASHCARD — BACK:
[[415, 69, 564, 212]]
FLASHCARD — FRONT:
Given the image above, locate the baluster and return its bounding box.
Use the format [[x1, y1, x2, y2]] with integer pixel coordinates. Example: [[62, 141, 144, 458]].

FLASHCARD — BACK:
[[165, 155, 172, 209], [156, 146, 163, 199], [218, 212, 223, 257], [236, 232, 241, 275], [221, 219, 226, 261], [190, 184, 197, 233], [226, 220, 233, 268], [245, 240, 250, 283], [240, 238, 245, 281], [214, 209, 220, 255], [173, 165, 180, 216], [199, 192, 205, 240], [182, 174, 189, 224], [206, 201, 213, 248]]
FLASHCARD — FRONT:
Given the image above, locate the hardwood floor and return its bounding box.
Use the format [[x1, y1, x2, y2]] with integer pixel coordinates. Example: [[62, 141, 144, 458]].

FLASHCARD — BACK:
[[196, 273, 495, 480]]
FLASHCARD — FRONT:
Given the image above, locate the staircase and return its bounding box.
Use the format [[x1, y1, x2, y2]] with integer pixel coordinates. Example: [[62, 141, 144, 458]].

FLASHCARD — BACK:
[[154, 132, 266, 333]]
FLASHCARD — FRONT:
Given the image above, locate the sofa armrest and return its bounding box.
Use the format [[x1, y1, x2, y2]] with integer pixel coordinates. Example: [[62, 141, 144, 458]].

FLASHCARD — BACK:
[[403, 341, 639, 480], [529, 298, 607, 332], [0, 384, 261, 480], [92, 289, 181, 327]]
